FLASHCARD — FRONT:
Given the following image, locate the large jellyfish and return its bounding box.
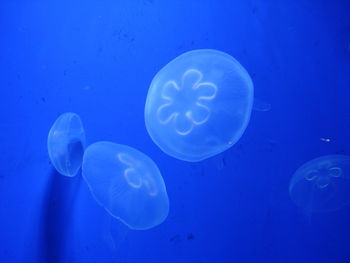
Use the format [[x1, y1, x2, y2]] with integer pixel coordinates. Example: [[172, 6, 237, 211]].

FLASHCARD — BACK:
[[47, 112, 86, 177], [289, 155, 350, 212], [82, 141, 169, 230], [144, 49, 254, 162]]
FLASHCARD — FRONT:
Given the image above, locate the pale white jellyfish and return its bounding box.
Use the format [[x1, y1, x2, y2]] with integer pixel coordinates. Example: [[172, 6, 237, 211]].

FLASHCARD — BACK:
[[145, 49, 254, 162], [289, 155, 350, 212], [82, 141, 169, 230], [47, 112, 86, 177]]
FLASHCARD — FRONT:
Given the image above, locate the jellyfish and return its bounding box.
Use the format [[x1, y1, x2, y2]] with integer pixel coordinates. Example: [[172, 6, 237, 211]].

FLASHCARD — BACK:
[[144, 49, 254, 162], [82, 141, 169, 230], [47, 112, 86, 177], [289, 155, 350, 212]]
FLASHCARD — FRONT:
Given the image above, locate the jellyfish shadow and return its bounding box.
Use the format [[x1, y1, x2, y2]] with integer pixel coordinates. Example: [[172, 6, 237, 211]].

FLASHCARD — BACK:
[[40, 167, 82, 263]]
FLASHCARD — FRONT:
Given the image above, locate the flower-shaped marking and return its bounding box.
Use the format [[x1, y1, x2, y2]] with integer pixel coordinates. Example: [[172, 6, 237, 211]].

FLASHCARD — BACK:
[[304, 161, 342, 189], [157, 69, 218, 136], [117, 153, 158, 196]]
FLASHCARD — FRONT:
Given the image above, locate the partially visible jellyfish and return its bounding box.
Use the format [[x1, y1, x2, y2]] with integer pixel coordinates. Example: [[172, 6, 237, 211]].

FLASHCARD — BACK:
[[289, 155, 350, 212], [144, 49, 254, 162], [47, 112, 86, 177], [82, 141, 169, 230]]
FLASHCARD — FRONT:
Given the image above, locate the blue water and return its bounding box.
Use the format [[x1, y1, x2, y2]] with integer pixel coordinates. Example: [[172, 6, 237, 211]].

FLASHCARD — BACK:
[[1, 0, 350, 262]]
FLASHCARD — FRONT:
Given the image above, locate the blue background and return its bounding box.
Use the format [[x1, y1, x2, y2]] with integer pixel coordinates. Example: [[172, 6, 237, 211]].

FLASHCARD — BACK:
[[1, 0, 350, 262]]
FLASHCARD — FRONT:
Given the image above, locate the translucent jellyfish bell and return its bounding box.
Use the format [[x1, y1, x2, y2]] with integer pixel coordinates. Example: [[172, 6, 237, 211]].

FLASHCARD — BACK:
[[144, 49, 254, 162], [289, 155, 350, 212], [82, 141, 169, 230], [47, 112, 86, 177]]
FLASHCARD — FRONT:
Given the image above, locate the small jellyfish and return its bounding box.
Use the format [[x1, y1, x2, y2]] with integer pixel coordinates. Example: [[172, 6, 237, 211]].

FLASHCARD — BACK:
[[144, 49, 254, 162], [47, 112, 86, 177], [82, 141, 169, 230], [289, 155, 350, 212]]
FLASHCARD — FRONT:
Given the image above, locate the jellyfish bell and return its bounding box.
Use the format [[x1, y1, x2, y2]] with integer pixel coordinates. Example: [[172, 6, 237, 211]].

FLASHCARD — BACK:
[[47, 112, 86, 177], [82, 141, 169, 230], [144, 49, 254, 162], [289, 155, 350, 213]]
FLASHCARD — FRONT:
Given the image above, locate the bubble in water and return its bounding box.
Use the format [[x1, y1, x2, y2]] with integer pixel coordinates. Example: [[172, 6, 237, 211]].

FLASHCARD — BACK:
[[145, 49, 254, 162], [82, 141, 169, 230], [289, 155, 350, 212], [47, 112, 85, 177]]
